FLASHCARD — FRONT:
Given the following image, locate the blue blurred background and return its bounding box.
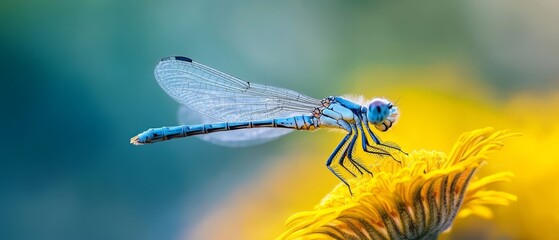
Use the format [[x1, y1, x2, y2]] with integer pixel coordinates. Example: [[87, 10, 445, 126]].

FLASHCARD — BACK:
[[1, 1, 558, 240]]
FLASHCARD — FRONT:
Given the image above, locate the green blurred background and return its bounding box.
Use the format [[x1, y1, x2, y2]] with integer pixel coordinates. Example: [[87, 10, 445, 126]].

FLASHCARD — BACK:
[[1, 1, 558, 240]]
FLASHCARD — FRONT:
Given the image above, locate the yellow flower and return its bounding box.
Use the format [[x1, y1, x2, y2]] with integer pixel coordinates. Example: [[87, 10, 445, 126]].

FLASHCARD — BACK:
[[277, 128, 517, 240]]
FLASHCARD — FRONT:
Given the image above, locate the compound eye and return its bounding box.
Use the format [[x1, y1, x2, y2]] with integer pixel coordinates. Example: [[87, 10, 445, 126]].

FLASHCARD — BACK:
[[367, 99, 389, 124]]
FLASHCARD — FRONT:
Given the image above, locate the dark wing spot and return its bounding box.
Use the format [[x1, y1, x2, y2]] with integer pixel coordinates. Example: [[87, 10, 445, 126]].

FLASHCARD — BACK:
[[376, 106, 381, 113], [161, 56, 193, 62], [174, 56, 193, 62]]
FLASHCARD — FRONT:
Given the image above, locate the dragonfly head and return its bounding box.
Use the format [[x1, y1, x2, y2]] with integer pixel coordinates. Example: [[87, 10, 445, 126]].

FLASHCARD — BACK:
[[366, 98, 399, 132]]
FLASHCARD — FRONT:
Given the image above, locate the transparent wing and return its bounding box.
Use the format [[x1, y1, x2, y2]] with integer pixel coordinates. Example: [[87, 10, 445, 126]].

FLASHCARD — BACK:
[[177, 105, 293, 147], [155, 56, 321, 122]]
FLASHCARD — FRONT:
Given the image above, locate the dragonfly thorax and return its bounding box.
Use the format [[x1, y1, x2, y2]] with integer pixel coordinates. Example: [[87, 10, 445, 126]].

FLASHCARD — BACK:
[[367, 98, 399, 132]]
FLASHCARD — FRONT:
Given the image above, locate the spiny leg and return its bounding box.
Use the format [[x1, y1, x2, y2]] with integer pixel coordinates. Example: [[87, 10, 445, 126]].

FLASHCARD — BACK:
[[345, 124, 373, 176], [326, 133, 354, 195], [337, 133, 358, 178], [357, 122, 391, 155], [369, 145, 401, 163], [363, 121, 408, 157], [367, 143, 401, 164], [357, 122, 396, 162], [335, 120, 361, 177]]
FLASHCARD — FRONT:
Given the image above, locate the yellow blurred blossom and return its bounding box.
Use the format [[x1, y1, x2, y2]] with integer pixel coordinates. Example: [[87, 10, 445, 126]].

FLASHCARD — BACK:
[[277, 128, 517, 240]]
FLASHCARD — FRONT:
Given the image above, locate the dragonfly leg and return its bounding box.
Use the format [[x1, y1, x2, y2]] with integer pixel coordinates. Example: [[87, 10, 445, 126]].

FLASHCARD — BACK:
[[367, 124, 405, 153], [362, 116, 408, 157], [345, 124, 372, 176], [336, 121, 365, 177], [357, 123, 396, 162], [336, 134, 358, 178], [326, 125, 355, 195], [367, 143, 400, 163]]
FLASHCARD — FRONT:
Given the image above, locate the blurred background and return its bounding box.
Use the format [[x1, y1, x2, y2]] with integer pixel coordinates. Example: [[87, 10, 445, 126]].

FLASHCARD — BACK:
[[1, 0, 558, 239]]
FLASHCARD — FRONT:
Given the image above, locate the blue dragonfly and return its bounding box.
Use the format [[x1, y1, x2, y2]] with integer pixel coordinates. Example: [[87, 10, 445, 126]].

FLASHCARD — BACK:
[[131, 56, 405, 194]]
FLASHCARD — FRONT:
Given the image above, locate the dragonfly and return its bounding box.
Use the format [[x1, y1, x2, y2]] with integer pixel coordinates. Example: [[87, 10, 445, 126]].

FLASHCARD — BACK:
[[131, 56, 405, 194]]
